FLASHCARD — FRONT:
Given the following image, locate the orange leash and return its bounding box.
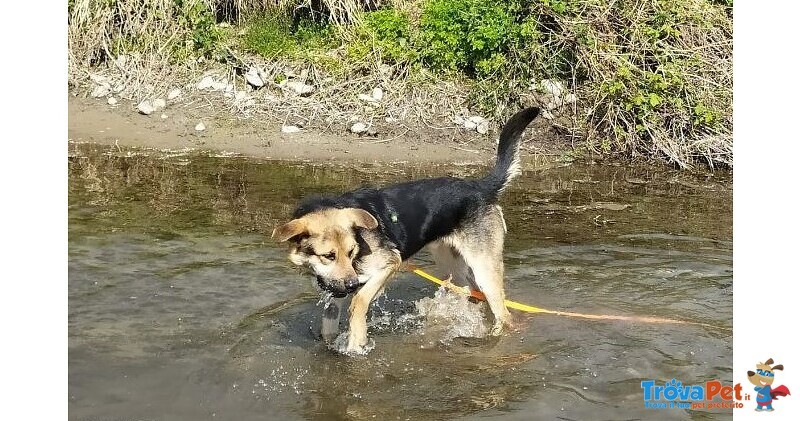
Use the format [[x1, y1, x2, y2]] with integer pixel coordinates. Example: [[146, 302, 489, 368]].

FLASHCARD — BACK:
[[404, 264, 729, 331]]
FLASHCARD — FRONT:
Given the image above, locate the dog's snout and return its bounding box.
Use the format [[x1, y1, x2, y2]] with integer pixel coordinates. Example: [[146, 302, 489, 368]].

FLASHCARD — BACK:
[[345, 278, 360, 289]]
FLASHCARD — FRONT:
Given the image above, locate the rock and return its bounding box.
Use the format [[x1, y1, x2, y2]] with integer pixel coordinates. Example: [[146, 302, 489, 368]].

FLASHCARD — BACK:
[[152, 98, 166, 111], [564, 93, 577, 105], [234, 91, 248, 101], [167, 88, 182, 100], [89, 74, 107, 84], [211, 79, 228, 91], [195, 122, 206, 131], [197, 76, 214, 90], [245, 67, 264, 88], [281, 125, 302, 134], [116, 55, 128, 68], [358, 93, 376, 103], [350, 122, 368, 134], [161, 113, 168, 119], [137, 100, 154, 115], [112, 83, 125, 93], [542, 110, 554, 120], [469, 116, 486, 124], [463, 120, 478, 130], [371, 87, 384, 101], [385, 116, 398, 123], [476, 120, 489, 135], [107, 97, 118, 106], [452, 115, 465, 125], [299, 69, 309, 80], [541, 79, 564, 99], [91, 83, 111, 98], [285, 80, 315, 96]]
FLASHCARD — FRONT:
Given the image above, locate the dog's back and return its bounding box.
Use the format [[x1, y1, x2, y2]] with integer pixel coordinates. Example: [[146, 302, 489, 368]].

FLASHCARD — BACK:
[[294, 107, 541, 259]]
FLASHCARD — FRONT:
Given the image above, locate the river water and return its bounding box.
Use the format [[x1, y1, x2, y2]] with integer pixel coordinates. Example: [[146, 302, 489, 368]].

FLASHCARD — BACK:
[[68, 143, 732, 420]]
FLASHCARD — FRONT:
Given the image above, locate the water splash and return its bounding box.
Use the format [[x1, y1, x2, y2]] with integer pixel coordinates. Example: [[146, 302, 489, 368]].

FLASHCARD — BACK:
[[414, 287, 490, 343]]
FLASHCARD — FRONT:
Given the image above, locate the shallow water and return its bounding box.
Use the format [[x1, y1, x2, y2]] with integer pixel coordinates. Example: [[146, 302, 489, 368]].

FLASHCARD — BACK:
[[68, 143, 732, 420]]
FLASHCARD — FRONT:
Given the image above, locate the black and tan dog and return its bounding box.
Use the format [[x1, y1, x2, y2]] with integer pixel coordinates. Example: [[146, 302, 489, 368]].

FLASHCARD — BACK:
[[273, 107, 541, 353]]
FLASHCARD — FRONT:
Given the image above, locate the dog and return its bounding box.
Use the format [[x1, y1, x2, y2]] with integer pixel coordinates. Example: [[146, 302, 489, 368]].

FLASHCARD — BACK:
[[273, 107, 541, 353], [747, 358, 791, 411]]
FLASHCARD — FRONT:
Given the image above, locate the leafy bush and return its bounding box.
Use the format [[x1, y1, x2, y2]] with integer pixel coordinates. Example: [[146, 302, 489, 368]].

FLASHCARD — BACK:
[[419, 0, 520, 77], [358, 9, 416, 63], [243, 16, 336, 59]]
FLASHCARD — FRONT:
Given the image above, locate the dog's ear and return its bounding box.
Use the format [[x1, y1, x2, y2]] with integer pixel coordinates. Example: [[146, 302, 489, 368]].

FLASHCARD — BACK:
[[272, 219, 308, 242], [345, 208, 378, 230], [772, 364, 784, 371], [765, 358, 774, 365]]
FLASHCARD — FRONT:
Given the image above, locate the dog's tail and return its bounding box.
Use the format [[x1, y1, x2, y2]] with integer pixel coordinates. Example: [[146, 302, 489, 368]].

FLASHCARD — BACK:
[[480, 107, 540, 198]]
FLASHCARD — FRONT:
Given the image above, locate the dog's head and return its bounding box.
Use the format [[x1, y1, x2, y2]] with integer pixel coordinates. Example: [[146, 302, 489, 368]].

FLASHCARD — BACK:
[[272, 208, 378, 297], [747, 358, 783, 387]]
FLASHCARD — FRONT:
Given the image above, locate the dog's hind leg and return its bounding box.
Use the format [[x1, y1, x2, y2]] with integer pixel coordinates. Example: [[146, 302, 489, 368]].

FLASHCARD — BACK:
[[347, 250, 402, 353], [321, 297, 344, 343], [428, 241, 476, 289], [450, 208, 511, 335]]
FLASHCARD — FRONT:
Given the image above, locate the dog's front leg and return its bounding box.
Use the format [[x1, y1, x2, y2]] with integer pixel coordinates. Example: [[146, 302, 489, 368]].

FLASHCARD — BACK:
[[321, 297, 344, 343], [346, 252, 401, 353]]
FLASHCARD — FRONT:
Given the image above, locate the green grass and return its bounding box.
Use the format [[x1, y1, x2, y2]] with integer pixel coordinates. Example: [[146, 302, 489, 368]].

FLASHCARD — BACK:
[[242, 17, 337, 59]]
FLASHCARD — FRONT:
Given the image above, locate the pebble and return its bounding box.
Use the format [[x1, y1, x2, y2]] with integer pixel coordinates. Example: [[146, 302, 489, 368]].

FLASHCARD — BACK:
[[463, 120, 477, 130], [195, 122, 206, 131], [167, 88, 182, 100], [152, 98, 166, 111], [350, 122, 368, 134], [541, 79, 565, 98], [234, 91, 248, 101], [285, 80, 315, 96], [245, 66, 264, 88], [197, 76, 214, 90], [91, 84, 111, 98], [281, 125, 302, 134], [137, 100, 154, 115], [476, 120, 489, 134], [211, 79, 228, 91], [161, 113, 168, 119], [107, 97, 118, 106], [371, 87, 384, 101]]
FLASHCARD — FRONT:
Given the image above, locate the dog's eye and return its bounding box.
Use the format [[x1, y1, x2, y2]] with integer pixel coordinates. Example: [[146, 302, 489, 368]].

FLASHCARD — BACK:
[[322, 252, 336, 260], [349, 248, 357, 258]]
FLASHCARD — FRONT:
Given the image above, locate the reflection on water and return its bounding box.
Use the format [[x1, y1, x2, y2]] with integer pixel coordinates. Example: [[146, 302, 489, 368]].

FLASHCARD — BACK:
[[69, 143, 732, 420]]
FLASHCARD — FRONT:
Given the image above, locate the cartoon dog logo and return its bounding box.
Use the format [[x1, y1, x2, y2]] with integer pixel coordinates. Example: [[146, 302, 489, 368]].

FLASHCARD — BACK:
[[747, 358, 791, 411]]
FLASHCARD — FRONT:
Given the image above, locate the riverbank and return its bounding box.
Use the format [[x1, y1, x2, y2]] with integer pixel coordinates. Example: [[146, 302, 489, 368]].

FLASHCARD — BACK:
[[69, 94, 570, 166]]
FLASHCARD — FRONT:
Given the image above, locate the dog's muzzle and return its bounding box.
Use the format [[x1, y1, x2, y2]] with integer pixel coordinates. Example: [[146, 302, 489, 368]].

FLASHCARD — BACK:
[[317, 276, 361, 298]]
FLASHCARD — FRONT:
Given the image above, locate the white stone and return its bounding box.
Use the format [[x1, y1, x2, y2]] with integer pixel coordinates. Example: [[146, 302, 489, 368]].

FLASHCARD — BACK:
[[91, 83, 111, 98], [358, 93, 376, 103], [463, 120, 478, 130], [116, 55, 128, 68], [107, 97, 118, 106], [371, 87, 384, 101], [137, 100, 155, 115], [299, 69, 309, 80], [468, 116, 486, 124], [477, 120, 489, 135], [197, 76, 214, 90], [235, 91, 248, 101], [453, 115, 465, 125], [152, 98, 166, 111], [89, 74, 107, 84], [245, 67, 264, 88], [211, 79, 228, 91], [281, 125, 302, 133], [564, 93, 577, 104], [542, 110, 554, 120], [285, 81, 315, 95], [195, 122, 206, 131], [112, 83, 125, 93], [541, 79, 565, 99], [167, 88, 182, 100], [161, 113, 168, 119], [350, 122, 368, 134]]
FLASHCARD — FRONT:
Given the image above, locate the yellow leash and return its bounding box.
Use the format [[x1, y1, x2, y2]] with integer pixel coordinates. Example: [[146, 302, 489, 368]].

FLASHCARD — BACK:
[[406, 264, 729, 330]]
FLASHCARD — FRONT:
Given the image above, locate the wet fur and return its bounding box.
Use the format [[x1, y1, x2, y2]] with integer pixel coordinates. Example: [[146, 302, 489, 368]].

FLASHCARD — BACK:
[[274, 107, 541, 353]]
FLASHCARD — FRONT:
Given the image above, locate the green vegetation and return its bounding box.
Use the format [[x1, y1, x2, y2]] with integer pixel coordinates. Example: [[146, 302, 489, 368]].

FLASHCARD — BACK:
[[68, 0, 732, 169]]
